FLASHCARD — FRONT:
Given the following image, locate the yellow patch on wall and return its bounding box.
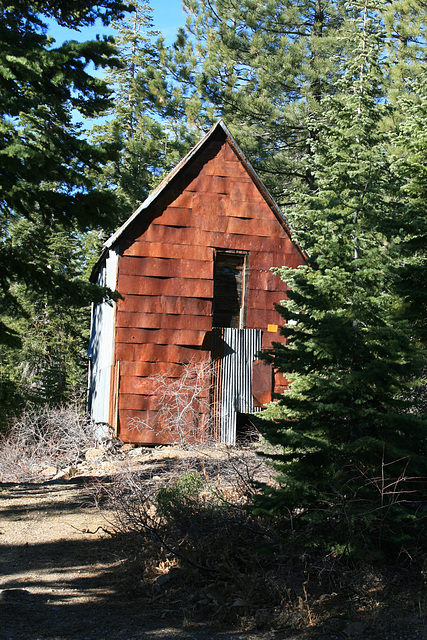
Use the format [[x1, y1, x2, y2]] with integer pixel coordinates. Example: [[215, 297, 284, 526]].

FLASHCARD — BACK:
[[267, 324, 278, 333]]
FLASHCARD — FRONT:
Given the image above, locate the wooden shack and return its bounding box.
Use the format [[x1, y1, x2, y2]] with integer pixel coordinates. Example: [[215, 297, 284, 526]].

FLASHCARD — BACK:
[[87, 121, 305, 445]]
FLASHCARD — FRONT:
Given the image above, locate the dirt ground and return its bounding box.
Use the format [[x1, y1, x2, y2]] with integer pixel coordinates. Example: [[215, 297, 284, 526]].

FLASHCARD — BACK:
[[0, 448, 285, 640], [0, 470, 254, 640], [0, 448, 426, 640]]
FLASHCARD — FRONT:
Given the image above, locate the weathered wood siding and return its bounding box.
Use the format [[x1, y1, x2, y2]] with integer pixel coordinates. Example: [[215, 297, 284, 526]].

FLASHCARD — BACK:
[[111, 134, 304, 443]]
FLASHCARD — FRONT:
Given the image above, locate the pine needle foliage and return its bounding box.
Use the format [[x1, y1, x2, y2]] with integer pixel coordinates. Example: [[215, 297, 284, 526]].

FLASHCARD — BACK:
[[92, 0, 206, 212], [0, 0, 131, 426], [253, 7, 427, 555]]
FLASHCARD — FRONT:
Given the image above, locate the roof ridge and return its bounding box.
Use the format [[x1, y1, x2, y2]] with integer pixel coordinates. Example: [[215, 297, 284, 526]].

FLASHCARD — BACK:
[[91, 120, 303, 281]]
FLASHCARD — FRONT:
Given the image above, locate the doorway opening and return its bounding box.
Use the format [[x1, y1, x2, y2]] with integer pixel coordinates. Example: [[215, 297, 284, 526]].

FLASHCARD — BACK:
[[235, 412, 259, 443], [212, 251, 248, 328]]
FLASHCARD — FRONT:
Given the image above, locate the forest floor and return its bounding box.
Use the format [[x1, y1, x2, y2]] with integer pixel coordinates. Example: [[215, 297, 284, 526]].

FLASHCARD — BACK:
[[0, 445, 425, 640]]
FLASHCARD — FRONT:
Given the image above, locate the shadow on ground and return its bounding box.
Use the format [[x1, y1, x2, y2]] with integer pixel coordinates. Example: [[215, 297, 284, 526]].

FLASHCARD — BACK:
[[0, 471, 425, 640]]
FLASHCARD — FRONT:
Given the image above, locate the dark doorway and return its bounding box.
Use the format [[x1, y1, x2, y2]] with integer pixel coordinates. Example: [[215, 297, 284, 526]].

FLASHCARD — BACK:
[[235, 412, 259, 443], [212, 252, 248, 328]]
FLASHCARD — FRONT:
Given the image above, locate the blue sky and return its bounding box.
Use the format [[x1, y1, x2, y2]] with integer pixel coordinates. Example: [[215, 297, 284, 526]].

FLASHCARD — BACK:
[[45, 1, 188, 126], [48, 0, 187, 46], [152, 0, 187, 43]]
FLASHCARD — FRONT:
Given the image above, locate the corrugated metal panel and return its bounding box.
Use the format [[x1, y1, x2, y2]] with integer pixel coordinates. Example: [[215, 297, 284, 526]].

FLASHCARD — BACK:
[[220, 328, 236, 445], [213, 328, 262, 445], [87, 248, 118, 424], [211, 330, 223, 442]]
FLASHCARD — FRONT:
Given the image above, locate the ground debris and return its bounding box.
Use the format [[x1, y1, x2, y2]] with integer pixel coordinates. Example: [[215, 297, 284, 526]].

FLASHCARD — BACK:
[[0, 444, 425, 640]]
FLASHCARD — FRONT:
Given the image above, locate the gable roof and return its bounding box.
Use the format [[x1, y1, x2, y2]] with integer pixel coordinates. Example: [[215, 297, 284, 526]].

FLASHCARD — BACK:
[[91, 120, 302, 279]]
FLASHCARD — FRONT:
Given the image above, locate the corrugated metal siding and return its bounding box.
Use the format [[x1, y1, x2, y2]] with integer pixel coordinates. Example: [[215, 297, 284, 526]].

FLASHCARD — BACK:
[[87, 248, 118, 424], [213, 328, 262, 445]]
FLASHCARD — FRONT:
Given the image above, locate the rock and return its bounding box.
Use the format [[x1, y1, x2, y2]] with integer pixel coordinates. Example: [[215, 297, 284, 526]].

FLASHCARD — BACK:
[[85, 447, 104, 461], [51, 469, 68, 481], [121, 443, 135, 451], [127, 447, 144, 458], [96, 461, 117, 474], [62, 466, 78, 479], [39, 466, 58, 478], [51, 465, 77, 481]]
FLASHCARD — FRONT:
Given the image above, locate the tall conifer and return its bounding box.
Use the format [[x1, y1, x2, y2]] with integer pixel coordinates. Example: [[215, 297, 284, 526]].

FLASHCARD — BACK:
[[93, 0, 204, 210], [181, 0, 349, 202], [181, 0, 427, 207], [0, 0, 130, 423], [252, 3, 427, 553]]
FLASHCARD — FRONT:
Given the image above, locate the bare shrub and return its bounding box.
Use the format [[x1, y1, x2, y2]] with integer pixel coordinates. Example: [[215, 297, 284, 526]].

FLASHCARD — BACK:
[[93, 448, 309, 627], [128, 360, 215, 446], [0, 401, 97, 482], [88, 444, 427, 632]]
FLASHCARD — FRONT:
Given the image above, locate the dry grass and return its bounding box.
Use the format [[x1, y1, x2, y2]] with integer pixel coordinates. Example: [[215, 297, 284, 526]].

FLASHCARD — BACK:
[[0, 401, 97, 482], [0, 396, 425, 638]]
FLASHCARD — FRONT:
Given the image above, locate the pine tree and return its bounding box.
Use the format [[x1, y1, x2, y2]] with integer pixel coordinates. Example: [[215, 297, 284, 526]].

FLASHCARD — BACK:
[[0, 212, 113, 427], [389, 77, 427, 417], [253, 5, 427, 554], [181, 0, 427, 209], [180, 0, 427, 554], [0, 0, 130, 424], [92, 0, 203, 211], [180, 0, 352, 203], [391, 78, 427, 346]]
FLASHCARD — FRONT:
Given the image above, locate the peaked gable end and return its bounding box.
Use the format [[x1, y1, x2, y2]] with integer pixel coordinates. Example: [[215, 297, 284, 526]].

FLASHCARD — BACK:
[[92, 121, 303, 280], [119, 134, 292, 254], [88, 122, 306, 445]]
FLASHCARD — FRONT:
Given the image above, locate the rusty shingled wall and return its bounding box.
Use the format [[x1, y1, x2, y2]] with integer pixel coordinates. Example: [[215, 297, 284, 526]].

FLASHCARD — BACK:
[[112, 134, 304, 443]]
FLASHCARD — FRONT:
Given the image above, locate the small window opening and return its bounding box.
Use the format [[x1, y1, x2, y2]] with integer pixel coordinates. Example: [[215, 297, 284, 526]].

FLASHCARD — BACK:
[[213, 251, 248, 328]]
